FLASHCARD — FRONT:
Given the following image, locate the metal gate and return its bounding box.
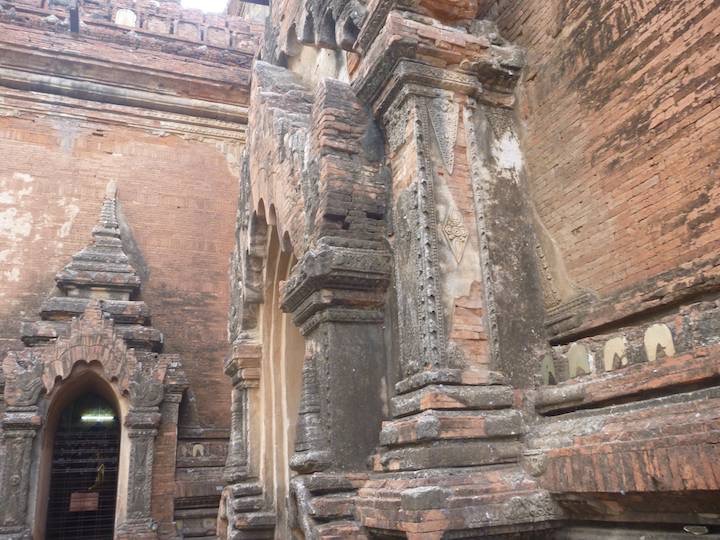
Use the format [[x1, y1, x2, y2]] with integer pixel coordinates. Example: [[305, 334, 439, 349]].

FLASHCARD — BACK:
[[46, 394, 120, 540]]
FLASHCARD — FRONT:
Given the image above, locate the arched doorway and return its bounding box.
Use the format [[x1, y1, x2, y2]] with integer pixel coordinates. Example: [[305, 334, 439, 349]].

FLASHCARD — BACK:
[[46, 393, 120, 539]]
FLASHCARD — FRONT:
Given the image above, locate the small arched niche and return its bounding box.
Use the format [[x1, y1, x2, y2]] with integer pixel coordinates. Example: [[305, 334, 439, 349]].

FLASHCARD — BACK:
[[258, 222, 304, 536]]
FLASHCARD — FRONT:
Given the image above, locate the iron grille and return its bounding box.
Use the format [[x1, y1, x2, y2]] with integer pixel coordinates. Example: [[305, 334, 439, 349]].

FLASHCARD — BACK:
[[46, 424, 120, 539]]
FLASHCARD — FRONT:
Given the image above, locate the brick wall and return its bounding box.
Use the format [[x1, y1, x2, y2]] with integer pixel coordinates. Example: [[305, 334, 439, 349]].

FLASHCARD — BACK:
[[0, 104, 240, 429], [494, 0, 720, 300]]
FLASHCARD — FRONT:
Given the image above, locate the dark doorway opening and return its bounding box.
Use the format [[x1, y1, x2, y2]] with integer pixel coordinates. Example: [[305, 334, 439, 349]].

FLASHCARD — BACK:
[[46, 393, 120, 540]]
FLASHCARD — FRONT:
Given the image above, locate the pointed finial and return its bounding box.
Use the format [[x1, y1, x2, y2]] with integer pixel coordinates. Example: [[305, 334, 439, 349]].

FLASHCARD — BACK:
[[105, 180, 118, 200], [96, 181, 120, 233]]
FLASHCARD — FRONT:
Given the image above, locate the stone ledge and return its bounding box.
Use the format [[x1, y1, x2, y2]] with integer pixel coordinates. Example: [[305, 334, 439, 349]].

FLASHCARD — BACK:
[[391, 384, 514, 417], [356, 466, 560, 536], [536, 344, 720, 414], [371, 438, 523, 472], [379, 408, 523, 446], [40, 297, 151, 325]]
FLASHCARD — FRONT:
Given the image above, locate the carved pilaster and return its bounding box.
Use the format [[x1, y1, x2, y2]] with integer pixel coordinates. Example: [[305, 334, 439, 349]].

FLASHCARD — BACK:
[[119, 354, 164, 540], [351, 13, 561, 537], [118, 407, 161, 540], [222, 340, 260, 483], [289, 340, 331, 473], [281, 238, 390, 472], [223, 387, 248, 482], [220, 340, 275, 540], [353, 10, 527, 391], [0, 408, 40, 540]]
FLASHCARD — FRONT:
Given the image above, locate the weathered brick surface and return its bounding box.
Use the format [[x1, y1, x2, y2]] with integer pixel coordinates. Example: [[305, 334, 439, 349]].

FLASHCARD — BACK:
[[0, 108, 240, 427], [492, 0, 720, 301], [0, 0, 255, 432], [2, 0, 719, 538]]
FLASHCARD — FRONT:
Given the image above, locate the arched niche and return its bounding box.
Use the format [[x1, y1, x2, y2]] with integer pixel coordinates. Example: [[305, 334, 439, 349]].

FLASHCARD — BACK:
[[258, 223, 304, 535], [37, 366, 126, 540], [222, 205, 306, 539], [0, 303, 186, 540]]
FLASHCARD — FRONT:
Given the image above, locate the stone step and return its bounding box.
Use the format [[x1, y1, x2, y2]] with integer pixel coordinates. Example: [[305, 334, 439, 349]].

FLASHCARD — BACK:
[[370, 438, 522, 472], [40, 297, 151, 324], [232, 482, 264, 498], [233, 511, 276, 535], [232, 495, 265, 513], [314, 519, 368, 540], [301, 472, 369, 494], [379, 409, 523, 446], [309, 492, 356, 520], [391, 384, 514, 417]]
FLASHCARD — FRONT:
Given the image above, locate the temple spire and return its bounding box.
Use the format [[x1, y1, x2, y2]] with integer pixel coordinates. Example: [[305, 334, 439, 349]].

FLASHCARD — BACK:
[[55, 181, 141, 299], [23, 181, 161, 351]]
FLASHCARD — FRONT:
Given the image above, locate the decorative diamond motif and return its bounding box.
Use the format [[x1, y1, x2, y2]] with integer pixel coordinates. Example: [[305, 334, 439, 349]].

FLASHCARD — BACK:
[[442, 208, 469, 263]]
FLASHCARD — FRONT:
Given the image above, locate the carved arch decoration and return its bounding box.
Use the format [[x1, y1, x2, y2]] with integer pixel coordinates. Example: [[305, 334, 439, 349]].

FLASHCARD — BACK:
[[3, 301, 172, 411], [0, 302, 186, 540]]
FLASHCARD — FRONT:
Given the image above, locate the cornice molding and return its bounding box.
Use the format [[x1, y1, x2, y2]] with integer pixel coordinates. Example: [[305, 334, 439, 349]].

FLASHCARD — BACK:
[[0, 66, 249, 125]]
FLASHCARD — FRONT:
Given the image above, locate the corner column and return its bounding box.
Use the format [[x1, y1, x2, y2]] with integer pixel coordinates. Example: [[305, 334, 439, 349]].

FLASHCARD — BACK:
[[151, 366, 187, 539], [223, 341, 261, 483], [281, 238, 390, 475], [219, 340, 275, 540], [117, 352, 170, 540], [352, 10, 560, 537]]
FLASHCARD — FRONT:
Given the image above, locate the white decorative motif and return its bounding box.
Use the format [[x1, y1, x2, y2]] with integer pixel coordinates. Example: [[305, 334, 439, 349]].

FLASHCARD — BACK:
[[442, 208, 468, 263], [603, 336, 628, 371], [428, 97, 459, 174], [644, 324, 676, 362], [567, 343, 592, 378]]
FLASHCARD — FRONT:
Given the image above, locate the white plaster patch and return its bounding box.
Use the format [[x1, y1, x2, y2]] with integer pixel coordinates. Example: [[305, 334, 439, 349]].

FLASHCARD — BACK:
[[493, 132, 523, 172], [0, 192, 15, 204], [115, 8, 138, 27], [567, 343, 592, 377], [52, 118, 81, 153], [4, 267, 20, 282], [13, 172, 34, 183], [0, 208, 33, 239], [58, 204, 80, 238]]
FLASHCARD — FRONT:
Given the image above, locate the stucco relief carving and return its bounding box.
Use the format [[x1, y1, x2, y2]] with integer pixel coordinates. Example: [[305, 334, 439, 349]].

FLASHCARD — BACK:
[[43, 304, 133, 396], [384, 95, 413, 154], [128, 358, 165, 408], [2, 352, 44, 407], [0, 304, 183, 540], [428, 95, 459, 174], [463, 102, 501, 367], [442, 207, 469, 263]]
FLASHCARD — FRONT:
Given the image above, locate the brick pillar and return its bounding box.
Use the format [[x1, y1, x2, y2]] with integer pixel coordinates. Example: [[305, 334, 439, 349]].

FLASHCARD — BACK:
[[223, 341, 261, 483], [219, 341, 275, 540], [280, 238, 390, 474]]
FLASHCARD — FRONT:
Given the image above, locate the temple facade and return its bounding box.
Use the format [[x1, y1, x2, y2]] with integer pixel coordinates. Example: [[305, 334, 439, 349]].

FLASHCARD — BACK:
[[1, 0, 719, 538]]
